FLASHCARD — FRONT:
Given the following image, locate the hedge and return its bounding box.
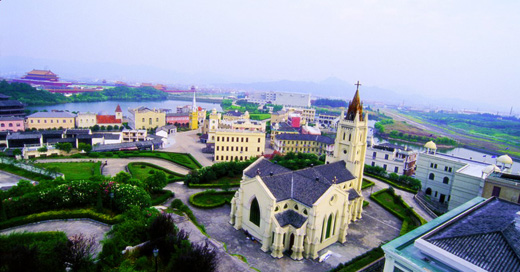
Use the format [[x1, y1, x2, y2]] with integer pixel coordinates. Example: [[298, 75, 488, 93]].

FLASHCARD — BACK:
[[364, 173, 418, 193], [0, 163, 54, 182], [361, 178, 375, 190], [328, 246, 384, 272], [188, 182, 240, 188], [169, 199, 207, 236], [151, 190, 174, 206], [189, 191, 236, 209], [370, 189, 427, 235], [0, 208, 122, 230], [128, 162, 185, 182]]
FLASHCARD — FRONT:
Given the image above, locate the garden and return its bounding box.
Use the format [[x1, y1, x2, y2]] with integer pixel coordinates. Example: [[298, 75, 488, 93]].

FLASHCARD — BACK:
[[37, 161, 102, 181], [127, 162, 185, 183], [364, 164, 421, 193]]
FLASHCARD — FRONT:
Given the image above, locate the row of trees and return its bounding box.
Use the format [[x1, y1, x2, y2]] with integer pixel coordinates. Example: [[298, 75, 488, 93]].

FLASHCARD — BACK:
[[364, 164, 421, 191]]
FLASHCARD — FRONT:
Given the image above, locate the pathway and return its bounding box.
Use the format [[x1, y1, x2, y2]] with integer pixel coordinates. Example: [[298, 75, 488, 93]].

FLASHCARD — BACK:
[[0, 219, 111, 254], [363, 176, 434, 222], [0, 170, 37, 190], [161, 130, 214, 167], [37, 157, 191, 177]]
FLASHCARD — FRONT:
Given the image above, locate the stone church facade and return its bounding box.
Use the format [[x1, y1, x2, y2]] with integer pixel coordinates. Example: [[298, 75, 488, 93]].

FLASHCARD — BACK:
[[229, 88, 369, 260]]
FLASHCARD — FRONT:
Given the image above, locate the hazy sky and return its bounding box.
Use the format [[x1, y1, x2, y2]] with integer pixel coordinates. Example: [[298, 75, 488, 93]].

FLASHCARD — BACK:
[[1, 1, 519, 109]]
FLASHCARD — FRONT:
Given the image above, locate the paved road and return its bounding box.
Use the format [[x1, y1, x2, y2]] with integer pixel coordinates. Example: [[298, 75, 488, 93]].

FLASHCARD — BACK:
[[162, 130, 214, 167], [363, 175, 434, 222], [0, 170, 36, 190], [0, 219, 111, 254], [37, 157, 191, 177]]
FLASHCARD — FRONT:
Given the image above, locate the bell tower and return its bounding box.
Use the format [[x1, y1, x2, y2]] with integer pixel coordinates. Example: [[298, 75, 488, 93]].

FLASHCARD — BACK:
[[326, 81, 368, 191], [189, 87, 199, 130]]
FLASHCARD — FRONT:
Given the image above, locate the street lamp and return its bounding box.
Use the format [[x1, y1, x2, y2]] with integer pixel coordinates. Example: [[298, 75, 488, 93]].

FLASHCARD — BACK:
[[153, 248, 159, 272]]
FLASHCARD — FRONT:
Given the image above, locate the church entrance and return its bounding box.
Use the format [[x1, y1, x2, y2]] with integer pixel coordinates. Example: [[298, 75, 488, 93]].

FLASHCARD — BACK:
[[286, 233, 295, 255]]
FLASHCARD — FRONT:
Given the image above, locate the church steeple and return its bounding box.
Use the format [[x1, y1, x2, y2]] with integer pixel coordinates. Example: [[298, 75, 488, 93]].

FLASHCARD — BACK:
[[192, 86, 197, 112], [346, 81, 363, 121]]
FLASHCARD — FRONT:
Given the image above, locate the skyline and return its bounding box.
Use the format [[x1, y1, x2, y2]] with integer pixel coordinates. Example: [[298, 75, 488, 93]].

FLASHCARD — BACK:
[[1, 0, 519, 111]]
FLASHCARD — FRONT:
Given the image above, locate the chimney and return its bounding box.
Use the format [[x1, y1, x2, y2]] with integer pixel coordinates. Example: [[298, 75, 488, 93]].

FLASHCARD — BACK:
[[315, 177, 319, 182], [269, 172, 273, 176]]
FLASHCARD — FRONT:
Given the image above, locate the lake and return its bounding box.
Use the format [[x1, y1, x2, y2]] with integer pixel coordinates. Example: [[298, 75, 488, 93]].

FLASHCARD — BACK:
[[27, 100, 222, 114]]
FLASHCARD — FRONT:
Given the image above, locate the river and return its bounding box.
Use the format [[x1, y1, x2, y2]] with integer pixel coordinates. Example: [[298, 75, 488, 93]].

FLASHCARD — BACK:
[[367, 121, 520, 174], [27, 100, 222, 114]]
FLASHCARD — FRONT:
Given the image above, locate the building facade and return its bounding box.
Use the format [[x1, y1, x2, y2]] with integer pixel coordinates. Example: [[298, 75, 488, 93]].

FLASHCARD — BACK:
[[26, 111, 76, 130], [214, 130, 265, 162], [0, 117, 25, 132], [274, 133, 334, 157], [483, 171, 520, 204], [75, 112, 97, 128], [129, 107, 166, 130], [365, 142, 417, 176]]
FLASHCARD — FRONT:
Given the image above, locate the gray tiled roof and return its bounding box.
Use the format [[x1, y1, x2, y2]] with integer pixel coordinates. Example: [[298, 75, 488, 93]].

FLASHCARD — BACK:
[[248, 159, 356, 206], [7, 133, 41, 140], [27, 111, 75, 118], [47, 138, 75, 144], [0, 116, 23, 121], [348, 189, 361, 200], [425, 198, 520, 272], [65, 129, 90, 134], [224, 110, 244, 117], [275, 133, 334, 144], [275, 210, 307, 228], [0, 100, 24, 107]]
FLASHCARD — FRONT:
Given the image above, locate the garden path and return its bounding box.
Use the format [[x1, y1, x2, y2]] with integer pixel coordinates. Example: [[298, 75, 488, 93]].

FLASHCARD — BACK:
[[363, 176, 434, 221], [37, 157, 190, 177], [0, 170, 36, 190]]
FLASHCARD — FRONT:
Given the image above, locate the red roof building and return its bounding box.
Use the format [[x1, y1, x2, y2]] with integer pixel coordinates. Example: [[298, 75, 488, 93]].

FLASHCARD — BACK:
[[22, 69, 59, 81]]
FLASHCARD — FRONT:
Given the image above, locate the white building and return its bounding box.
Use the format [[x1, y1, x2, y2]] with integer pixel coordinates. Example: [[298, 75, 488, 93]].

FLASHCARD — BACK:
[[247, 91, 311, 108], [365, 141, 417, 176]]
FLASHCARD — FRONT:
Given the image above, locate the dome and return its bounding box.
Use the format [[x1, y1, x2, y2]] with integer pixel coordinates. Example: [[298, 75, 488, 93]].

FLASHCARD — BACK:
[[424, 141, 437, 150], [497, 155, 513, 165], [482, 164, 500, 174]]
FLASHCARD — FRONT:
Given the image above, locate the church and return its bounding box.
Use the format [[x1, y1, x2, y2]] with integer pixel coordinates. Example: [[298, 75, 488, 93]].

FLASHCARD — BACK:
[[229, 86, 369, 260]]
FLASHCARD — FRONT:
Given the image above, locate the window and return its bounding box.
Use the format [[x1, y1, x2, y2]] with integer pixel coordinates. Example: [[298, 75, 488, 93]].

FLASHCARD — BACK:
[[0, 124, 3, 127], [63, 120, 66, 123], [394, 167, 399, 173], [435, 191, 438, 197], [443, 177, 449, 184], [142, 118, 145, 122], [429, 173, 435, 180], [257, 147, 260, 152], [149, 118, 152, 125], [258, 138, 261, 143], [372, 152, 377, 159], [425, 188, 432, 195], [246, 138, 249, 142], [249, 198, 260, 226], [8, 123, 12, 127], [385, 154, 389, 160], [325, 214, 333, 239], [434, 164, 438, 169], [383, 164, 387, 170], [156, 118, 159, 122], [371, 162, 375, 167], [217, 137, 220, 141]]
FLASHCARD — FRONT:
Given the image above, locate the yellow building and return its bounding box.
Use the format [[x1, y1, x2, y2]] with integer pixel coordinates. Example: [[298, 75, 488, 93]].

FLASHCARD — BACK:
[[270, 122, 299, 147], [129, 107, 166, 130], [75, 112, 97, 128], [270, 110, 288, 124], [26, 112, 76, 130], [214, 130, 265, 162], [230, 88, 367, 260], [274, 133, 334, 157]]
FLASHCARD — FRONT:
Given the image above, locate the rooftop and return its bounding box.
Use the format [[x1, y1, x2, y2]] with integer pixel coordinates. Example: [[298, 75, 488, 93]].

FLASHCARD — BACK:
[[275, 133, 334, 145], [27, 111, 75, 118]]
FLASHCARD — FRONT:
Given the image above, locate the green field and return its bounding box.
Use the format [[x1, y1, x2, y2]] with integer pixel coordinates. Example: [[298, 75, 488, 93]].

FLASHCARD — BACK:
[[37, 161, 101, 180], [127, 162, 184, 182], [249, 113, 271, 120]]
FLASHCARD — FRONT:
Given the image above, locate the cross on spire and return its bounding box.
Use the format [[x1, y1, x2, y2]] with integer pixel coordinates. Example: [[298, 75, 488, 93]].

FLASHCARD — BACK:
[[355, 81, 362, 91]]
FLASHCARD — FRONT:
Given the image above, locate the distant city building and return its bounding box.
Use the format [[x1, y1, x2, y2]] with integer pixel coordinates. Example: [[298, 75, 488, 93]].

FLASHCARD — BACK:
[[285, 107, 316, 124], [270, 110, 288, 124], [0, 117, 25, 132], [273, 133, 334, 157], [247, 91, 311, 107], [0, 93, 25, 118], [128, 107, 166, 130], [25, 111, 76, 130], [317, 112, 341, 128], [365, 141, 417, 176], [21, 69, 59, 82], [382, 197, 520, 272], [270, 122, 299, 147]]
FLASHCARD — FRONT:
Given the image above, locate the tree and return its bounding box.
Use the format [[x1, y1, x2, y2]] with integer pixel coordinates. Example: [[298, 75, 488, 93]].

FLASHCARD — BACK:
[[55, 142, 73, 153], [12, 148, 22, 157], [65, 234, 96, 272], [144, 171, 167, 192], [78, 143, 92, 153], [113, 171, 131, 184], [37, 145, 48, 153]]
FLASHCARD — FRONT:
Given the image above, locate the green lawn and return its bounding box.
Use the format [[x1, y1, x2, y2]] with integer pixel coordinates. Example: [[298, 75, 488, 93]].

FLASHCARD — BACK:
[[37, 161, 101, 180], [372, 191, 408, 217], [191, 191, 235, 206], [127, 162, 185, 182], [0, 163, 54, 182], [249, 113, 271, 120], [361, 179, 375, 189]]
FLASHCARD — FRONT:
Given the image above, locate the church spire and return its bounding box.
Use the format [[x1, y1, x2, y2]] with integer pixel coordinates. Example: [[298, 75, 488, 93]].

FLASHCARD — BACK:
[[346, 81, 363, 121]]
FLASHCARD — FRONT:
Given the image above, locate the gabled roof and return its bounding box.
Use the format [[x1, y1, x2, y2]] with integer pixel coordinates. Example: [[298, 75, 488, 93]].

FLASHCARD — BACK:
[[96, 115, 122, 124], [275, 210, 307, 228], [246, 158, 356, 206], [115, 104, 122, 113], [424, 198, 520, 272], [27, 111, 75, 118]]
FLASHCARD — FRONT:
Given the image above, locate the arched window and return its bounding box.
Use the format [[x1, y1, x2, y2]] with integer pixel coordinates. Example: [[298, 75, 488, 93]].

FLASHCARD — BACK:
[[425, 188, 432, 195], [443, 177, 450, 184], [326, 214, 333, 239], [249, 198, 260, 226], [429, 173, 435, 180]]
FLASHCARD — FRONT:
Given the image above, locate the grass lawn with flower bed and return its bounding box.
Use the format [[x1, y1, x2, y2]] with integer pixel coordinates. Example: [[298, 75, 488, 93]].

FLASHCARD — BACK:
[[127, 162, 185, 182], [371, 190, 408, 217], [36, 161, 101, 180]]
